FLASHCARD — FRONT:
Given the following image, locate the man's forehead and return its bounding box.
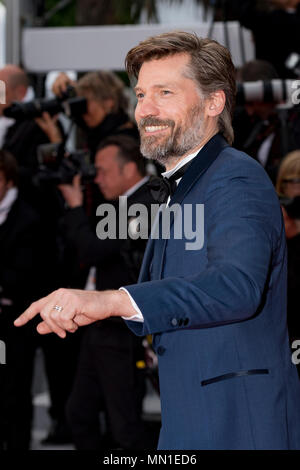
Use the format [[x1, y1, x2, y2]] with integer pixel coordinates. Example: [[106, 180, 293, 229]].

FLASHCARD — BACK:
[[134, 81, 176, 92], [136, 53, 191, 83]]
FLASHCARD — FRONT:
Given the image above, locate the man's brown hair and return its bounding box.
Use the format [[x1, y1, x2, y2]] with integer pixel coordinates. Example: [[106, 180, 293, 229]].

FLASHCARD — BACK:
[[97, 135, 147, 176], [125, 31, 236, 145]]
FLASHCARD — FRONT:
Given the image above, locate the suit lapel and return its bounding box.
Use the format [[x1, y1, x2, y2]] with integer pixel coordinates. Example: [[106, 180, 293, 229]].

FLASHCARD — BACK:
[[155, 133, 229, 279], [138, 134, 229, 282], [170, 133, 229, 207], [137, 202, 162, 282]]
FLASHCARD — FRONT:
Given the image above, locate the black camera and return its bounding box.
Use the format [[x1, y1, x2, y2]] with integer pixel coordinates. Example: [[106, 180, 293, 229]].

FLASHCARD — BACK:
[[34, 142, 96, 186], [3, 85, 87, 120], [280, 195, 300, 220]]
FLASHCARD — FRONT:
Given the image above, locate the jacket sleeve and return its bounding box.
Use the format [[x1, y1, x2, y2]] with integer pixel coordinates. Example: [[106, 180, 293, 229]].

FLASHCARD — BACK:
[[124, 155, 285, 336]]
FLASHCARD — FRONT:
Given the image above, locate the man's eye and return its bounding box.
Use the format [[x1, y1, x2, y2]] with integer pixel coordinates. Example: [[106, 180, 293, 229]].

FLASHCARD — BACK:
[[136, 93, 144, 99], [162, 90, 171, 95]]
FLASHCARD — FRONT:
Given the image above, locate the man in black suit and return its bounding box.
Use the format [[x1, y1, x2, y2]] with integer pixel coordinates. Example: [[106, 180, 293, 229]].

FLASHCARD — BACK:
[[0, 150, 43, 449], [58, 135, 158, 450]]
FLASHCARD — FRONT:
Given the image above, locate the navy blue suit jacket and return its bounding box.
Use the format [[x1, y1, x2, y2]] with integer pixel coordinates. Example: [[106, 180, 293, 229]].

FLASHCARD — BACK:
[[125, 134, 300, 449]]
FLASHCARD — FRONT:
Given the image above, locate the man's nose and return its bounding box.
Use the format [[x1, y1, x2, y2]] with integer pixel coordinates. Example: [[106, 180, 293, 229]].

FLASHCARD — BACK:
[[136, 97, 159, 119]]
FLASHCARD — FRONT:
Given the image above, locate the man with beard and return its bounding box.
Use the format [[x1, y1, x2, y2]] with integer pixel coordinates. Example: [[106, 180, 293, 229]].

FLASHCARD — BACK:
[[15, 32, 300, 450]]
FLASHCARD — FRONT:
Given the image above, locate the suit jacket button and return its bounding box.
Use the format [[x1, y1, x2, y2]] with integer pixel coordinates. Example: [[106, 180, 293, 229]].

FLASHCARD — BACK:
[[157, 346, 166, 356], [178, 319, 183, 326], [183, 318, 189, 326], [171, 318, 178, 326]]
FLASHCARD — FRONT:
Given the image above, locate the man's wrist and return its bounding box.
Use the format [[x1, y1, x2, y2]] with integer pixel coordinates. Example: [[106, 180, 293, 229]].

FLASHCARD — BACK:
[[48, 128, 62, 143], [108, 289, 136, 318]]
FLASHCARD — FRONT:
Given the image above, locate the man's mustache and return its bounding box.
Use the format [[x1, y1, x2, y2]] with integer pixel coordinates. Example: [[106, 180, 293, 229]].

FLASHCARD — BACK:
[[138, 117, 175, 131]]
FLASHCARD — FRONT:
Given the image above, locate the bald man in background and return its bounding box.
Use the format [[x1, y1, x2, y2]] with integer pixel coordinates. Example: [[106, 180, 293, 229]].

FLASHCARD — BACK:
[[0, 64, 63, 204], [0, 65, 32, 147], [0, 65, 30, 107]]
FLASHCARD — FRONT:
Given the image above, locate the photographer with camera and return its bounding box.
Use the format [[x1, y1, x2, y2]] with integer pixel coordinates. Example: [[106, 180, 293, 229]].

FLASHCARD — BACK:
[[49, 70, 138, 160], [0, 65, 65, 204], [56, 135, 157, 450], [26, 71, 141, 445], [0, 65, 65, 285], [0, 66, 84, 446], [0, 66, 76, 446], [233, 59, 300, 183], [277, 151, 300, 368]]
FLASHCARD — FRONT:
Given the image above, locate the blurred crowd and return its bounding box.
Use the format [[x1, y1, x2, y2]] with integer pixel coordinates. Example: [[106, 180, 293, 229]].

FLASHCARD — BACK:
[[1, 0, 300, 451]]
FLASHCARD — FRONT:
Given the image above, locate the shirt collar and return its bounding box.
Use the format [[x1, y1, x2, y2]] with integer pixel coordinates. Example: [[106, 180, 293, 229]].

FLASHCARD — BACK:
[[162, 147, 203, 180], [0, 187, 18, 225], [122, 175, 149, 197]]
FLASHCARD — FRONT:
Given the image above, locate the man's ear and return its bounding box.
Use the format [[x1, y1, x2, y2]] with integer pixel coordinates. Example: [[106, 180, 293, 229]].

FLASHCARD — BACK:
[[122, 161, 136, 179], [206, 90, 226, 117]]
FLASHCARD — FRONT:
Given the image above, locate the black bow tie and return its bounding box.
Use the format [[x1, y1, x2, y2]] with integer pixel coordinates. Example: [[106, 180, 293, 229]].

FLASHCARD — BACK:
[[147, 160, 193, 204]]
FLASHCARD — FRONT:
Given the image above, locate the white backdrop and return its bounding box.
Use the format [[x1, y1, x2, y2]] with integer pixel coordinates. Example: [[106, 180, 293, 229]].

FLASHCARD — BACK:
[[22, 22, 254, 73]]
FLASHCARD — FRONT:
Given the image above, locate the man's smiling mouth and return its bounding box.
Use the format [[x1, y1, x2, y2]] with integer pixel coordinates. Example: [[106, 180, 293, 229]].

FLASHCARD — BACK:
[[144, 125, 169, 133]]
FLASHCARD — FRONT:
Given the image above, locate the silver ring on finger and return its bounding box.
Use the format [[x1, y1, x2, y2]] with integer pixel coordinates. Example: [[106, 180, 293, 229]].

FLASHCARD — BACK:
[[53, 305, 63, 312]]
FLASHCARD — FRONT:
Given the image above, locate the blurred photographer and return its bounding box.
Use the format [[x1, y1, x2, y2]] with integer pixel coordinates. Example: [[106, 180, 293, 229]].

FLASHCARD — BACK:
[[0, 65, 64, 206], [277, 151, 300, 373], [233, 59, 300, 182], [0, 64, 65, 293], [26, 72, 140, 445], [49, 71, 138, 160], [58, 135, 158, 450], [0, 66, 81, 445]]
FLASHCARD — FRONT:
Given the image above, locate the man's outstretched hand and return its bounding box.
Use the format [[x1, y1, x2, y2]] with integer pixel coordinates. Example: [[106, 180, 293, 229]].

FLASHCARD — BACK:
[[14, 288, 135, 338]]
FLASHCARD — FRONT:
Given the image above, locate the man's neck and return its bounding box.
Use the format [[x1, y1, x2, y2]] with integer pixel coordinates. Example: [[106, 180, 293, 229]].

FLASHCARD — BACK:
[[122, 175, 149, 197], [164, 130, 218, 171]]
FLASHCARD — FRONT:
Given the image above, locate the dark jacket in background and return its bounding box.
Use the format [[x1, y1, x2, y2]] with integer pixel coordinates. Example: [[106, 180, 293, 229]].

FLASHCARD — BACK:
[[75, 111, 139, 161], [0, 197, 43, 450], [287, 234, 300, 344], [237, 0, 300, 78]]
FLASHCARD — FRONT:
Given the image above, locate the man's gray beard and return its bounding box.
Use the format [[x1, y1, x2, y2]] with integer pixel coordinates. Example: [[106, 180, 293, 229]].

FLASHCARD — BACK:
[[139, 106, 205, 166]]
